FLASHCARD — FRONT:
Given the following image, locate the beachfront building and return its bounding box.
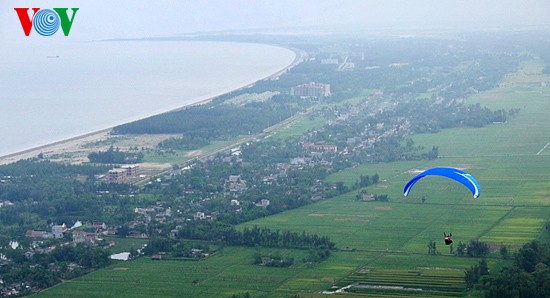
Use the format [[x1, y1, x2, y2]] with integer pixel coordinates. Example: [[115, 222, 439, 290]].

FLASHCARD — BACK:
[[291, 82, 331, 98], [108, 168, 127, 183], [108, 164, 140, 183], [121, 164, 140, 177]]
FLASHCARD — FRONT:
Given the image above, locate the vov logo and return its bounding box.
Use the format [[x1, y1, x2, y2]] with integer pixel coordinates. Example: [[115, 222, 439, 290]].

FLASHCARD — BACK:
[[14, 8, 79, 36]]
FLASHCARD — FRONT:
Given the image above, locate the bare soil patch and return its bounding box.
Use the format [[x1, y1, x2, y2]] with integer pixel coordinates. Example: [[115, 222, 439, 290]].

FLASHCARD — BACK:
[[407, 165, 473, 174], [0, 131, 180, 166], [187, 150, 204, 157], [335, 218, 370, 223]]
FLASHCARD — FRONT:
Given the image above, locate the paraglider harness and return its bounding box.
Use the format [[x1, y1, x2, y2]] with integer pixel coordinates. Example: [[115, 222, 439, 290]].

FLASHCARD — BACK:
[[444, 233, 453, 245]]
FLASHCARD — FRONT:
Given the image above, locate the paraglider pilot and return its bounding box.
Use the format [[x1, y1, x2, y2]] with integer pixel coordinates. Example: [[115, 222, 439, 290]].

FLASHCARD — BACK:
[[444, 233, 453, 245]]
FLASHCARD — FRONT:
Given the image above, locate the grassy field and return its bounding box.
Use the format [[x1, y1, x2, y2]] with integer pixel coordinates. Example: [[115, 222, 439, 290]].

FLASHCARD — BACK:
[[104, 236, 149, 254], [36, 247, 359, 298], [36, 61, 550, 297], [271, 116, 325, 139], [249, 60, 550, 296], [142, 138, 246, 164]]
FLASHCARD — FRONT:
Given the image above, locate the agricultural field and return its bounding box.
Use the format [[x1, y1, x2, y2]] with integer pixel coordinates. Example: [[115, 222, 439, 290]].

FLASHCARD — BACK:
[[36, 60, 550, 297], [35, 247, 362, 298], [242, 59, 550, 296]]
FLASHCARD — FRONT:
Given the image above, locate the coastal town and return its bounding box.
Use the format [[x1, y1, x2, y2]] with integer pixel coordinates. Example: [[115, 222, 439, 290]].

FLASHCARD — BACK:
[[0, 70, 510, 294], [0, 31, 548, 296]]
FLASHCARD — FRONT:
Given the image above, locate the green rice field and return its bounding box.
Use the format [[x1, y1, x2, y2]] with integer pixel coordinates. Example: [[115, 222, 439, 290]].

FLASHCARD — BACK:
[[36, 60, 550, 297]]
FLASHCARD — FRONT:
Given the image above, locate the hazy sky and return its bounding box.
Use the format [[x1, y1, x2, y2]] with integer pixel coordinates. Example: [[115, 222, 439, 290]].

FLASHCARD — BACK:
[[1, 0, 549, 41]]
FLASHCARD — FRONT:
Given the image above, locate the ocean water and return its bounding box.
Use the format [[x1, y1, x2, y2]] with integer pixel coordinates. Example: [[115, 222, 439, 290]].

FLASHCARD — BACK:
[[0, 41, 295, 156]]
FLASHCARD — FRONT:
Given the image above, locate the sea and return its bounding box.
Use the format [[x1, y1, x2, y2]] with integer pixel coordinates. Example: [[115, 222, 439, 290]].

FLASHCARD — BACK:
[[0, 41, 296, 157]]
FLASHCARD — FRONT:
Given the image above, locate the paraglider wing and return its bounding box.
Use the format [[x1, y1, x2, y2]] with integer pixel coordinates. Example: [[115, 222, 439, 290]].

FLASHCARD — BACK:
[[403, 167, 480, 198]]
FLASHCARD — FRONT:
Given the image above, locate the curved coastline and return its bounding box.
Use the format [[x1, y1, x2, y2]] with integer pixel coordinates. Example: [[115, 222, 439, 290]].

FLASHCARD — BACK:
[[0, 44, 304, 165]]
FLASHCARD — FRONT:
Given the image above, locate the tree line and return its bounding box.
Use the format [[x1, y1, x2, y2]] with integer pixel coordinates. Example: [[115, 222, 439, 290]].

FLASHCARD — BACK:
[[112, 99, 302, 145], [0, 159, 135, 238], [0, 243, 110, 293], [223, 226, 335, 250], [468, 240, 550, 297], [140, 224, 335, 258], [88, 146, 143, 164], [174, 222, 335, 250]]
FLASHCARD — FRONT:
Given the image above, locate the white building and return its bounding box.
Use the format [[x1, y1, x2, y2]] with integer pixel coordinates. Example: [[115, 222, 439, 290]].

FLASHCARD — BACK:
[[291, 82, 331, 98], [52, 225, 64, 238]]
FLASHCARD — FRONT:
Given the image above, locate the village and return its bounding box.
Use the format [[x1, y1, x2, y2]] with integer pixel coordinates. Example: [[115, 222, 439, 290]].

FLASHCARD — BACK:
[[11, 77, 494, 258], [0, 34, 526, 295], [0, 86, 400, 293]]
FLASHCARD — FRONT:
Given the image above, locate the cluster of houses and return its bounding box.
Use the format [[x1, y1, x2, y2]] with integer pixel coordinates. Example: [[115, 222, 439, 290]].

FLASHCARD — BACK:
[[0, 200, 14, 208], [0, 284, 25, 296], [96, 89, 405, 241], [0, 223, 115, 295], [129, 171, 275, 232], [74, 92, 405, 246], [226, 175, 247, 195], [303, 142, 338, 152], [25, 222, 112, 247], [193, 211, 220, 221], [25, 224, 66, 239], [133, 205, 173, 232]]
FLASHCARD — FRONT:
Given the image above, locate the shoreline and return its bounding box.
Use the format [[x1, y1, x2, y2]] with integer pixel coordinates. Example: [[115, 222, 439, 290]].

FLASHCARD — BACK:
[[0, 46, 305, 166]]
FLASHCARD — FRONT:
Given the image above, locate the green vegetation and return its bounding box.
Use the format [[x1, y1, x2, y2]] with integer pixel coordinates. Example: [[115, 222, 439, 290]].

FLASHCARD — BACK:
[[3, 32, 549, 297], [112, 96, 308, 149], [104, 236, 149, 254], [88, 146, 144, 164], [1, 244, 111, 294], [0, 160, 114, 228], [35, 247, 345, 298], [465, 241, 550, 297], [271, 116, 325, 139], [35, 55, 550, 297]]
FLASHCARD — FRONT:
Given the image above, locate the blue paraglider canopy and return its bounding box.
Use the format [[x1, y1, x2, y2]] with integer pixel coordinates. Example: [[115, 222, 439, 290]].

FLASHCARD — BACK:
[[403, 167, 480, 198]]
